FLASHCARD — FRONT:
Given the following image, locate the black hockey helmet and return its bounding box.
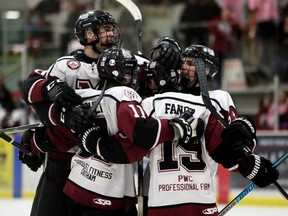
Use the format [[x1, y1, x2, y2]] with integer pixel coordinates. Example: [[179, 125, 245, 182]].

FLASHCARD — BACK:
[[183, 45, 219, 80], [146, 36, 182, 91], [74, 10, 123, 48], [97, 48, 138, 85]]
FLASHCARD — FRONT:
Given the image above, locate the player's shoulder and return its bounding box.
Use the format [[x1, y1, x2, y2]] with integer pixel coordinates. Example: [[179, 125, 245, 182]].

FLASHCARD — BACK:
[[106, 86, 142, 103], [52, 54, 82, 70], [209, 89, 234, 110], [135, 53, 149, 66]]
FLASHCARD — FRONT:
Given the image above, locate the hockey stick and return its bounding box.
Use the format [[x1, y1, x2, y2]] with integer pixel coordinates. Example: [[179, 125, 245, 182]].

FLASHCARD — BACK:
[[0, 122, 43, 135], [116, 1, 143, 215], [195, 58, 250, 157], [219, 151, 288, 216], [0, 131, 31, 154], [87, 80, 107, 117], [195, 58, 288, 210], [116, 0, 143, 54]]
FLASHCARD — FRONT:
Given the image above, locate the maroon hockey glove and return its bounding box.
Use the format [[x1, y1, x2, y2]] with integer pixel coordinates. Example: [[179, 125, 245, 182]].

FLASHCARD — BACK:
[[42, 77, 84, 108], [239, 154, 279, 188]]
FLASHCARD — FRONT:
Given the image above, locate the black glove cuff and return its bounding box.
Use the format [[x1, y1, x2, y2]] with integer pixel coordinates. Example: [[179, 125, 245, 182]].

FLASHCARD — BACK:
[[241, 154, 261, 180], [79, 127, 99, 153]]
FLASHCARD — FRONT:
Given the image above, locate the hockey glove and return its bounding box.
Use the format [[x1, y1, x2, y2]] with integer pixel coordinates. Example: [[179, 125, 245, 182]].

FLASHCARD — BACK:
[[77, 126, 103, 154], [169, 110, 204, 146], [18, 129, 44, 172], [150, 36, 182, 72], [239, 154, 279, 188], [59, 104, 91, 134], [42, 77, 83, 108], [212, 116, 257, 169]]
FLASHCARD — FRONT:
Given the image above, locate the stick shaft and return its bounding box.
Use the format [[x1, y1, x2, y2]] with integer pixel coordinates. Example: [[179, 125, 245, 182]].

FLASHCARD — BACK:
[[0, 132, 30, 153], [0, 123, 42, 135]]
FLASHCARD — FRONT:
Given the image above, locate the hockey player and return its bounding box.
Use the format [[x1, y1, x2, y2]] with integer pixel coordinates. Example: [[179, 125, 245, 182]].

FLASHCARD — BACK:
[[140, 44, 279, 216], [63, 47, 200, 215], [19, 10, 125, 216]]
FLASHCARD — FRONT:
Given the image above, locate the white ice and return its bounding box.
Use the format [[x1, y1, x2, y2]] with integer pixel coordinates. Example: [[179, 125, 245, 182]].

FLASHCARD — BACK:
[[0, 199, 287, 216]]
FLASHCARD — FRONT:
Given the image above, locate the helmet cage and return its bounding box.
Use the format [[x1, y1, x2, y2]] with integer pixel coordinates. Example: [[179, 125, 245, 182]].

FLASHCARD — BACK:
[[146, 62, 180, 90]]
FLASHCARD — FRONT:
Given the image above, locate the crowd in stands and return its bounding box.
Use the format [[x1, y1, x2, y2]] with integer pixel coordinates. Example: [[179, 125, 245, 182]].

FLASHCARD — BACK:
[[255, 87, 288, 130], [1, 0, 288, 131]]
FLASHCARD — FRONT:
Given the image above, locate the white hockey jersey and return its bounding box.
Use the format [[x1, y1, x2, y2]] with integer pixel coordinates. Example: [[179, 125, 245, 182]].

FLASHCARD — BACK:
[[141, 89, 237, 208], [64, 86, 143, 209]]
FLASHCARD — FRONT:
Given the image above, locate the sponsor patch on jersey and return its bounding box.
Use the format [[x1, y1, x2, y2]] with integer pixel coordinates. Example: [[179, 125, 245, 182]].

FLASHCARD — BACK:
[[67, 60, 80, 69]]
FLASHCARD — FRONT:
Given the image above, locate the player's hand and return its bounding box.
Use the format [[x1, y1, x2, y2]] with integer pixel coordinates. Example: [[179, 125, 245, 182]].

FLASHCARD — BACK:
[[77, 126, 103, 154], [18, 129, 44, 172], [42, 78, 83, 108], [59, 105, 91, 134], [222, 116, 257, 156], [169, 109, 204, 146], [150, 36, 182, 71], [239, 154, 279, 188]]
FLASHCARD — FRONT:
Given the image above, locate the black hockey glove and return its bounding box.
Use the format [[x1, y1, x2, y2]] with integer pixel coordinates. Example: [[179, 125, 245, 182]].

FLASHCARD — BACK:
[[42, 77, 83, 108], [212, 116, 257, 169], [239, 154, 279, 188], [150, 36, 182, 72], [169, 109, 204, 146], [77, 126, 103, 154], [59, 104, 91, 134], [18, 129, 45, 172]]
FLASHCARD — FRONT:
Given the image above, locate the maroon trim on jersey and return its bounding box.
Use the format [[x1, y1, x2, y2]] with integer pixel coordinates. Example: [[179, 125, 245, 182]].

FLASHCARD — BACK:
[[48, 152, 75, 160], [148, 203, 218, 216], [158, 119, 174, 144], [64, 180, 136, 210], [29, 79, 47, 103], [48, 104, 58, 125], [205, 106, 238, 156], [46, 126, 77, 152]]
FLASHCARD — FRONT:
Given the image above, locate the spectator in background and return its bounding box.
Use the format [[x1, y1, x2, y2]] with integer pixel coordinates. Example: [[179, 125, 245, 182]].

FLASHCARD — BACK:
[[208, 7, 235, 89], [28, 14, 53, 57], [266, 87, 288, 130], [30, 0, 60, 17], [179, 0, 221, 47], [271, 2, 288, 83], [0, 74, 16, 113], [0, 74, 16, 128], [247, 0, 279, 77], [60, 3, 86, 55], [219, 0, 247, 57], [255, 94, 272, 130]]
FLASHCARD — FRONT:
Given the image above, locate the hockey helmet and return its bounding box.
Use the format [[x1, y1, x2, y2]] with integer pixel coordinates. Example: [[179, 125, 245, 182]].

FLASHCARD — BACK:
[[97, 48, 138, 85], [183, 45, 219, 80], [74, 10, 123, 48]]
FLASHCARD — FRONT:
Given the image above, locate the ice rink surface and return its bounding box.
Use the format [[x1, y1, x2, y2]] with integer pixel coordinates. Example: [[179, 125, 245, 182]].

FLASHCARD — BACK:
[[0, 199, 287, 216]]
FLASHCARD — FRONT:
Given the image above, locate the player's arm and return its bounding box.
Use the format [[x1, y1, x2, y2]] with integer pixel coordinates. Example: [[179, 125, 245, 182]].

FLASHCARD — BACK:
[[208, 109, 279, 188], [76, 101, 202, 163]]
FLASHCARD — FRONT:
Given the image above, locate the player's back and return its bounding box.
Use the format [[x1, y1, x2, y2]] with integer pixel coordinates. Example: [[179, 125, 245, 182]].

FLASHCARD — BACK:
[[141, 91, 221, 215]]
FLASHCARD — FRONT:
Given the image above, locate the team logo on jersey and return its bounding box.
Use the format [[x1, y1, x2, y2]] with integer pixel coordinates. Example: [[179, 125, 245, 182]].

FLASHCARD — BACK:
[[93, 198, 112, 206], [202, 207, 218, 214], [67, 60, 80, 69]]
